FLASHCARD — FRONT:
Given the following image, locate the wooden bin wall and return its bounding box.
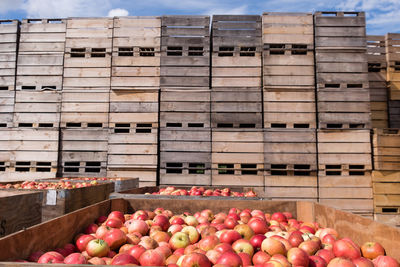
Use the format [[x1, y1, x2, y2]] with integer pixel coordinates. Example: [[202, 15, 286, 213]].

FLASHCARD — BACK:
[[372, 170, 400, 228], [211, 129, 264, 188], [0, 20, 19, 128], [373, 128, 400, 171], [0, 128, 59, 181], [107, 111, 158, 187], [367, 35, 388, 128], [0, 190, 42, 237], [59, 128, 108, 177], [318, 129, 373, 215], [16, 19, 66, 91], [160, 15, 210, 89], [112, 16, 161, 91], [0, 199, 400, 262], [386, 33, 400, 100], [388, 100, 400, 128], [264, 129, 317, 200]]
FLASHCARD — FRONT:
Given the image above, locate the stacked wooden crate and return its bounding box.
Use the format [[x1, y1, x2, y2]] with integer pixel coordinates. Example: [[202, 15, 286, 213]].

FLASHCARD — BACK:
[[159, 16, 211, 185], [367, 36, 388, 128], [210, 15, 263, 189], [108, 17, 160, 186], [60, 18, 113, 177], [0, 20, 18, 129], [318, 129, 373, 217], [262, 13, 317, 201], [315, 12, 370, 129], [386, 33, 400, 128], [372, 129, 400, 227], [0, 128, 59, 181], [0, 20, 18, 177]]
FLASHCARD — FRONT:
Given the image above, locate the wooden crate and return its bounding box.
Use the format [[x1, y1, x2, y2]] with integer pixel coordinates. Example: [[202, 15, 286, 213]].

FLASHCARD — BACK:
[[161, 16, 210, 89], [1, 198, 400, 262], [317, 89, 371, 129], [263, 89, 316, 128], [112, 16, 161, 90], [262, 13, 314, 89], [388, 100, 400, 128], [211, 89, 263, 129], [58, 177, 139, 193], [16, 19, 66, 91], [63, 18, 112, 90], [60, 91, 110, 127], [159, 127, 211, 185], [0, 190, 42, 237], [211, 129, 264, 187], [0, 128, 59, 181], [373, 128, 400, 170], [370, 101, 388, 128], [386, 33, 400, 100], [317, 129, 372, 169], [314, 11, 366, 49], [108, 115, 158, 185], [0, 20, 19, 91], [110, 90, 159, 114], [372, 171, 400, 227], [0, 181, 113, 222], [319, 170, 373, 215]]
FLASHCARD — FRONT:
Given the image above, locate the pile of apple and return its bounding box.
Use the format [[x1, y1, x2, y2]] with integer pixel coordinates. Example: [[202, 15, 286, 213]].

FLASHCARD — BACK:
[[20, 208, 399, 266], [60, 177, 114, 181], [147, 186, 258, 197], [0, 180, 99, 190]]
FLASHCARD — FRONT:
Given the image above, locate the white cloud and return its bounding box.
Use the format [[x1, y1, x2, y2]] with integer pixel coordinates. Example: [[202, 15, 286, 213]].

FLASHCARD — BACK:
[[23, 0, 112, 18], [107, 8, 129, 17]]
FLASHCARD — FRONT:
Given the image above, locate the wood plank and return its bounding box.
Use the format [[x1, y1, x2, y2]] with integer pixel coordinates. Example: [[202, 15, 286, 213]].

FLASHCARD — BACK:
[[265, 187, 317, 198], [319, 187, 372, 198]]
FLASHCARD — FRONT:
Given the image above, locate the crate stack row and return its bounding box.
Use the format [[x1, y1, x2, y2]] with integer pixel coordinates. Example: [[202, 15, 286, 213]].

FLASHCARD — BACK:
[[107, 17, 160, 186], [210, 15, 264, 190], [0, 20, 19, 177], [262, 13, 317, 201], [314, 12, 373, 217], [372, 129, 400, 227], [59, 18, 113, 177], [367, 35, 388, 128], [159, 16, 211, 186], [386, 33, 400, 128]]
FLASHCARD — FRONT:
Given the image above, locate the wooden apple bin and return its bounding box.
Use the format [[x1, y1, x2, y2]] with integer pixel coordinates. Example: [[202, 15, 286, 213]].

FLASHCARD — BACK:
[[0, 198, 399, 264]]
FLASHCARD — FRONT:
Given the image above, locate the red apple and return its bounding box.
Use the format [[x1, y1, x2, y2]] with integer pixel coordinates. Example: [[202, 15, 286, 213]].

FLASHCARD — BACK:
[[28, 251, 44, 262], [96, 215, 107, 224], [238, 252, 252, 266], [261, 238, 286, 256], [328, 257, 356, 267], [96, 225, 111, 239], [224, 217, 238, 229], [287, 247, 309, 266], [270, 254, 291, 267], [153, 215, 170, 231], [84, 223, 99, 234], [37, 251, 64, 264], [110, 253, 139, 265], [139, 249, 165, 266], [127, 245, 146, 261], [106, 218, 124, 228], [181, 252, 212, 267], [333, 239, 361, 260], [155, 245, 172, 259], [253, 250, 271, 265], [299, 240, 321, 255], [76, 234, 95, 252], [128, 219, 149, 235], [88, 257, 106, 265], [251, 234, 266, 250], [352, 257, 374, 267], [139, 236, 159, 250], [216, 251, 243, 267], [309, 255, 327, 267], [64, 253, 87, 264], [316, 249, 335, 264], [271, 212, 287, 223], [372, 256, 400, 267], [201, 226, 218, 238], [104, 228, 127, 250], [322, 234, 337, 246], [108, 211, 125, 223], [152, 230, 171, 243], [166, 254, 180, 265], [171, 217, 185, 225], [248, 218, 269, 235], [288, 230, 304, 247], [86, 239, 110, 257], [206, 249, 222, 264], [361, 242, 385, 260], [220, 230, 241, 244], [198, 235, 220, 251]]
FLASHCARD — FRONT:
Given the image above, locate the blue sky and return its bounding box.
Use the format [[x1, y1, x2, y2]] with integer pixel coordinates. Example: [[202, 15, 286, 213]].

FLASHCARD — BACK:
[[1, 0, 399, 35]]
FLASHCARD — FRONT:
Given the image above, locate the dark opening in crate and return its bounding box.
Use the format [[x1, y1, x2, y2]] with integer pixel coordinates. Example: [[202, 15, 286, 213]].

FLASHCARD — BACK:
[[85, 162, 101, 173], [140, 47, 155, 57], [218, 164, 234, 174], [188, 163, 206, 174], [218, 47, 234, 57], [91, 48, 106, 57], [368, 63, 382, 72], [167, 46, 182, 56], [71, 48, 85, 57], [118, 47, 133, 57], [292, 44, 308, 55], [21, 86, 36, 90], [188, 47, 204, 56], [166, 163, 183, 174], [188, 123, 204, 128], [240, 47, 256, 57], [241, 164, 257, 175], [269, 44, 285, 55]]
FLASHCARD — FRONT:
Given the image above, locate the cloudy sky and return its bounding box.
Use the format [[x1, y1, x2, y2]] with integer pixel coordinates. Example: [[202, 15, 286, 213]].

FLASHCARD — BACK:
[[1, 0, 399, 35]]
